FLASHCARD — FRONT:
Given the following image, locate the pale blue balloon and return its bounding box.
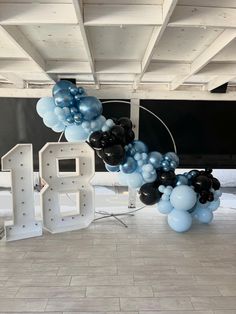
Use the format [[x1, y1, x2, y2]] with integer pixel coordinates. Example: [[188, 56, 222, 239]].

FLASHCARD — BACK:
[[43, 111, 59, 127], [64, 124, 89, 142], [176, 174, 189, 186], [78, 96, 103, 121], [129, 140, 148, 156], [36, 97, 55, 117], [143, 171, 157, 183], [52, 80, 74, 96], [168, 209, 192, 232], [148, 151, 162, 168], [170, 185, 197, 211], [105, 164, 120, 172], [127, 172, 143, 189], [208, 199, 220, 212], [142, 171, 152, 180], [194, 207, 213, 224], [120, 157, 137, 174], [54, 107, 64, 116], [52, 122, 65, 133], [158, 200, 173, 214]]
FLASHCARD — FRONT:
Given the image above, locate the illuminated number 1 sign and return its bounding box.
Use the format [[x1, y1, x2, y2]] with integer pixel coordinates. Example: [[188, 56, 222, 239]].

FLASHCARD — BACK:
[[1, 144, 42, 241]]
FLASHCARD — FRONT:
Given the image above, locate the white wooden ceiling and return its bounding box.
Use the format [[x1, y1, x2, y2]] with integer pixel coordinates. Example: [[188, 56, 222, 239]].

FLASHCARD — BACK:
[[1, 0, 236, 96]]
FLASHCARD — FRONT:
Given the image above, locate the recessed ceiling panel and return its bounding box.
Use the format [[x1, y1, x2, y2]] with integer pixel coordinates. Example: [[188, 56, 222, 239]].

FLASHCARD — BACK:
[[19, 25, 88, 60], [88, 26, 154, 60], [0, 31, 27, 58], [152, 27, 222, 62]]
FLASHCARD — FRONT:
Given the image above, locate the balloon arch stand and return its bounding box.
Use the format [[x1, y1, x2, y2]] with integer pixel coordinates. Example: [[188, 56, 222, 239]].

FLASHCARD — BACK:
[[34, 80, 222, 235], [70, 99, 177, 229]]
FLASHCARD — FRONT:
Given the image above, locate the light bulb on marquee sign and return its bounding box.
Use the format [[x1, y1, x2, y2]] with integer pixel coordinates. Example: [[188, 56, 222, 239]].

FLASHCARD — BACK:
[[1, 142, 95, 241]]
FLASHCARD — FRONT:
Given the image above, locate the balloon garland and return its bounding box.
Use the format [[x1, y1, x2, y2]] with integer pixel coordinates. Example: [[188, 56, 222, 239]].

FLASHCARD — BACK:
[[36, 80, 222, 233]]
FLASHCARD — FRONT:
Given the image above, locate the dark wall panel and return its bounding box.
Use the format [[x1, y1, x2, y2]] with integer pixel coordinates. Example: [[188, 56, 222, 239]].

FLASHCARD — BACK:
[[140, 100, 236, 168]]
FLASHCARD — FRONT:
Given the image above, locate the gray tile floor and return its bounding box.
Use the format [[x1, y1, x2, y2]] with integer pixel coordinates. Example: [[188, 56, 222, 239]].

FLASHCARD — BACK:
[[0, 196, 236, 313]]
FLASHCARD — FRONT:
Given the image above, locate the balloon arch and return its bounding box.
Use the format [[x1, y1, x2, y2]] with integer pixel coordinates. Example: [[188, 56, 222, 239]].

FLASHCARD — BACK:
[[36, 80, 222, 233]]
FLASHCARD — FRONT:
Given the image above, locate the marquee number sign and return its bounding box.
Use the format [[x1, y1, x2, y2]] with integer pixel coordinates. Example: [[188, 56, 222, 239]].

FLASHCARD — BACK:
[[1, 142, 95, 241]]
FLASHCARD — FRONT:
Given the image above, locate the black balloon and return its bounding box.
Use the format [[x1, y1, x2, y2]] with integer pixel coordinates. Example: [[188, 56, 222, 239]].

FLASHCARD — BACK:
[[110, 125, 125, 144], [139, 183, 161, 205], [102, 144, 125, 166], [208, 192, 214, 202], [159, 170, 176, 187], [100, 131, 114, 148], [125, 129, 135, 144], [89, 131, 103, 149], [192, 175, 212, 193], [117, 117, 132, 130], [212, 177, 221, 190]]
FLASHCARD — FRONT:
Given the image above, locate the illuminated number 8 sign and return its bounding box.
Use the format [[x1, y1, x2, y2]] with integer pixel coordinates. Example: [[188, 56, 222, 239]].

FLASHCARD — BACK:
[[39, 142, 95, 234]]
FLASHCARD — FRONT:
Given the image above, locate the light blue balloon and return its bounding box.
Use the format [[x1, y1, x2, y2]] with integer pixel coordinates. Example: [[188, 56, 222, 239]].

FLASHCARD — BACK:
[[148, 151, 162, 168], [142, 171, 152, 180], [52, 80, 74, 96], [54, 107, 64, 116], [54, 89, 75, 108], [170, 185, 197, 211], [78, 96, 103, 121], [65, 124, 89, 142], [208, 199, 220, 212], [43, 111, 59, 127], [158, 200, 173, 214], [126, 172, 143, 189], [143, 171, 157, 183], [133, 140, 148, 153], [52, 122, 65, 133], [36, 97, 55, 117], [194, 207, 213, 224], [176, 174, 189, 186], [120, 157, 137, 174], [105, 164, 120, 172], [168, 209, 192, 232]]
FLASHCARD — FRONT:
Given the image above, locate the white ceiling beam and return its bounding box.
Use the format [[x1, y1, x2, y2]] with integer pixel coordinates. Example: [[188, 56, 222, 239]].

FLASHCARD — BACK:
[[0, 26, 55, 83], [207, 75, 235, 91], [84, 4, 162, 26], [3, 85, 236, 100], [0, 3, 77, 25], [46, 60, 91, 74], [72, 0, 98, 87], [169, 5, 236, 28], [0, 73, 25, 88], [170, 29, 236, 90], [134, 0, 177, 87]]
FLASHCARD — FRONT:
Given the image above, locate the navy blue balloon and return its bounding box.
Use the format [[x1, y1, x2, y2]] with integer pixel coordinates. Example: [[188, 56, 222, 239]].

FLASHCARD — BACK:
[[78, 96, 103, 121], [176, 174, 189, 186], [69, 86, 79, 96], [70, 106, 79, 114], [53, 80, 74, 96], [54, 89, 75, 108]]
